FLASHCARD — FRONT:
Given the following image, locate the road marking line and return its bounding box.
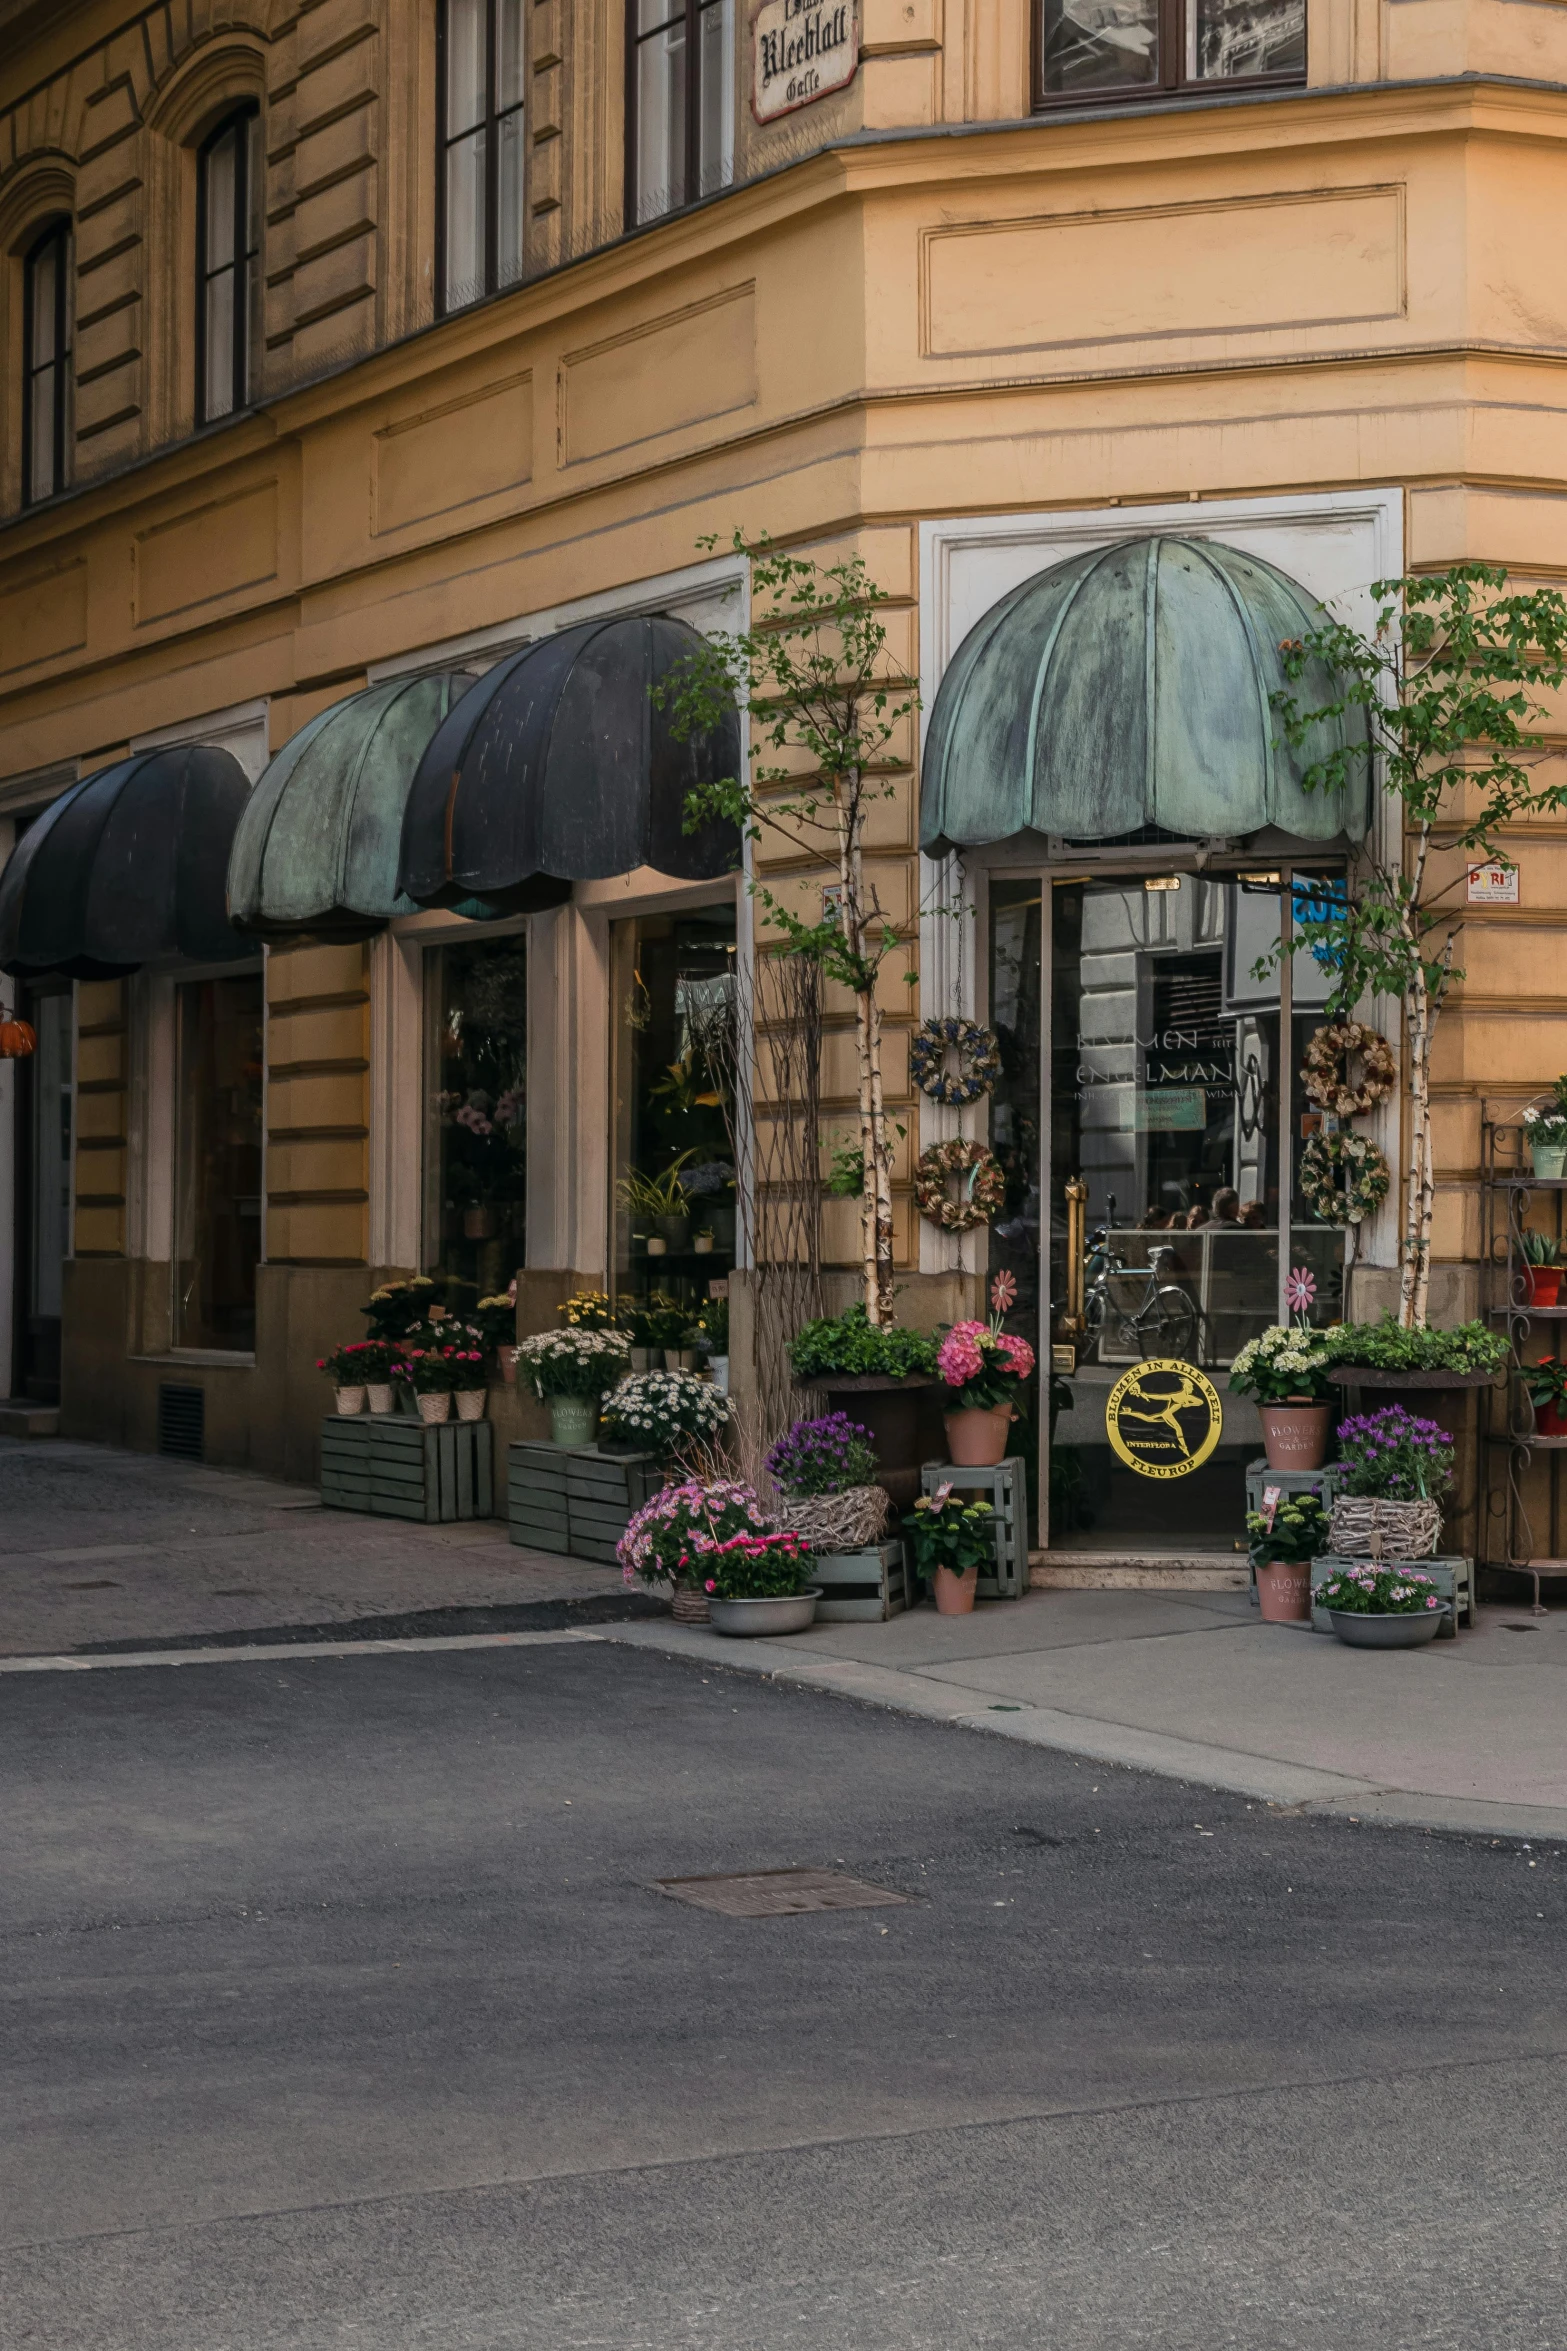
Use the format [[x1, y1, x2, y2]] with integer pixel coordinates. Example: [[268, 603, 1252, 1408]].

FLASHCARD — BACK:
[[0, 1629, 607, 1674]]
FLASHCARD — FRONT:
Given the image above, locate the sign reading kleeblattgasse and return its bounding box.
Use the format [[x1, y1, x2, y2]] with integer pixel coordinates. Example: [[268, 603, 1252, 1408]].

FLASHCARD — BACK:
[[752, 0, 859, 124]]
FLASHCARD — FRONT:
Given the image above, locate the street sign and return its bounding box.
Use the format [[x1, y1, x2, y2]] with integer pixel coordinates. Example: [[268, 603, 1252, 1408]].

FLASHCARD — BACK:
[[753, 0, 860, 124]]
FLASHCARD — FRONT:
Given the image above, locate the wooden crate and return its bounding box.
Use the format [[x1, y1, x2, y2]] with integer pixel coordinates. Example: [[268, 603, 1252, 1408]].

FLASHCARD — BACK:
[[507, 1442, 660, 1561], [1311, 1552, 1472, 1638], [320, 1415, 494, 1523], [813, 1540, 909, 1623], [920, 1458, 1028, 1598]]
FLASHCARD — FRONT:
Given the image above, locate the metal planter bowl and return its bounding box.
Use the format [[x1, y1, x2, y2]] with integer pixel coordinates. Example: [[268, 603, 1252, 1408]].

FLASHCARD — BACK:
[[707, 1591, 822, 1639], [1327, 1608, 1448, 1650]]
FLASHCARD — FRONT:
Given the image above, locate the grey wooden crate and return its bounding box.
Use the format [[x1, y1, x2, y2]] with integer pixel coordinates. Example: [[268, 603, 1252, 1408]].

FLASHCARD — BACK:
[[919, 1458, 1028, 1598], [320, 1416, 494, 1523], [1311, 1552, 1472, 1638], [813, 1540, 908, 1623], [507, 1442, 660, 1556]]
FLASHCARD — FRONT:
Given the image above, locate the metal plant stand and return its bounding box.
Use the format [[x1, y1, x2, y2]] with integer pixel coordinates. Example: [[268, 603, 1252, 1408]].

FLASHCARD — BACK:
[[1481, 1104, 1567, 1613]]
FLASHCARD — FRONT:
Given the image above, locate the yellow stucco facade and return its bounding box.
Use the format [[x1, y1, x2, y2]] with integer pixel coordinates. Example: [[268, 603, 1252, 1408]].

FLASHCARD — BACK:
[[0, 0, 1563, 1561]]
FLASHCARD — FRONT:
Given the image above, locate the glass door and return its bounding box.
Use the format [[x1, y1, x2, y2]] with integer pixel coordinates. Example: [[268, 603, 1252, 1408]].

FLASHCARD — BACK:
[[990, 864, 1346, 1553], [16, 984, 71, 1399]]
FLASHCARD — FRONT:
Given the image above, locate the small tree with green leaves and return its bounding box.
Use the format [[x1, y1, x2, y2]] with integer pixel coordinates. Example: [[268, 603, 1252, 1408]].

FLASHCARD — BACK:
[[660, 531, 917, 1325], [1272, 563, 1567, 1327]]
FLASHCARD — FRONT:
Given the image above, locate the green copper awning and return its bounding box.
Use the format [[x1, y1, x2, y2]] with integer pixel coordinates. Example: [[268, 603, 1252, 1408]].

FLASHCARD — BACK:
[[227, 670, 501, 939], [920, 535, 1368, 854]]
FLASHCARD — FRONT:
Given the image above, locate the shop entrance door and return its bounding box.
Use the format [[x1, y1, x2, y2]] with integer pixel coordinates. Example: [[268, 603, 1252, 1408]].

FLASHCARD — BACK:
[[15, 985, 71, 1401], [988, 866, 1346, 1552]]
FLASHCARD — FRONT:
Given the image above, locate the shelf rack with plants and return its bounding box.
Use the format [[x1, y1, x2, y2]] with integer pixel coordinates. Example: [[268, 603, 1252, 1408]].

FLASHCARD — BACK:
[[1480, 1101, 1567, 1612]]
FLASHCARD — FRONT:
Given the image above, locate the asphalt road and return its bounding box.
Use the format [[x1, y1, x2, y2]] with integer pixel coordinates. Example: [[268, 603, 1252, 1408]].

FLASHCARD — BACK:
[[2, 1636, 1563, 2349]]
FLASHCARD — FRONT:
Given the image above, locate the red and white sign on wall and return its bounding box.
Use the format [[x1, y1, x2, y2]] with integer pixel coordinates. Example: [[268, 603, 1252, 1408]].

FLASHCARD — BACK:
[[752, 0, 860, 124], [1467, 861, 1521, 905]]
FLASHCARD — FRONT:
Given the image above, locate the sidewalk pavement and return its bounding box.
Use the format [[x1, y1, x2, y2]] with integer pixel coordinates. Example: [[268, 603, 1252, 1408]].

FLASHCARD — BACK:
[[6, 1438, 1563, 1841], [593, 1588, 1567, 1843], [0, 1438, 625, 1656]]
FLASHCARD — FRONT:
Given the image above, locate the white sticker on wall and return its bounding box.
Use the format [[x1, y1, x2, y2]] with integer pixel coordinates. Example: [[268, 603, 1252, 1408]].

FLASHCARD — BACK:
[[1467, 861, 1520, 905]]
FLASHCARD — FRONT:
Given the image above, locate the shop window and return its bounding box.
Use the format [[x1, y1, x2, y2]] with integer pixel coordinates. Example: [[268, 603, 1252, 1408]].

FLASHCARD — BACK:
[[173, 971, 264, 1352], [627, 0, 736, 228], [197, 107, 261, 425], [611, 905, 738, 1326], [22, 219, 70, 505], [1034, 0, 1304, 103], [424, 936, 528, 1307], [438, 0, 527, 313]]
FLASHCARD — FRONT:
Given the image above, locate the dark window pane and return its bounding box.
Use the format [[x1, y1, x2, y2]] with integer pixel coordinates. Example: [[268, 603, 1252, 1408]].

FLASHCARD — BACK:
[[425, 938, 529, 1303], [498, 106, 526, 286], [496, 0, 526, 111], [1190, 0, 1305, 75], [174, 973, 264, 1352], [29, 237, 57, 366], [205, 123, 238, 272], [1039, 0, 1159, 92], [636, 19, 686, 221], [697, 0, 735, 200], [204, 266, 236, 419]]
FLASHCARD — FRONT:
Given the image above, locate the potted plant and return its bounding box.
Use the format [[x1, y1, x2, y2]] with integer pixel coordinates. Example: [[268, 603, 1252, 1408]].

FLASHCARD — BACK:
[[1523, 1357, 1567, 1439], [1315, 1560, 1450, 1649], [1520, 1229, 1562, 1309], [693, 1226, 715, 1257], [1524, 1097, 1567, 1182], [515, 1326, 632, 1446], [1326, 1406, 1453, 1559], [600, 1366, 732, 1465], [1228, 1325, 1340, 1469], [618, 1155, 696, 1254], [617, 1476, 775, 1624], [697, 1296, 730, 1393], [361, 1275, 440, 1341], [618, 1301, 656, 1374], [767, 1412, 889, 1552], [701, 1530, 820, 1637], [318, 1343, 372, 1416], [450, 1344, 489, 1421], [905, 1483, 996, 1615], [790, 1305, 940, 1509], [475, 1288, 519, 1384], [1244, 1491, 1332, 1623], [393, 1346, 459, 1425], [351, 1338, 399, 1414], [935, 1278, 1036, 1467]]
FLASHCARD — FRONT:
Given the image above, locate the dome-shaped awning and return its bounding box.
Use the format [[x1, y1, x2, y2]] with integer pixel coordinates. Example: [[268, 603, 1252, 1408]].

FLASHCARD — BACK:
[[398, 614, 743, 912], [0, 746, 251, 980], [228, 670, 487, 939], [920, 535, 1369, 854]]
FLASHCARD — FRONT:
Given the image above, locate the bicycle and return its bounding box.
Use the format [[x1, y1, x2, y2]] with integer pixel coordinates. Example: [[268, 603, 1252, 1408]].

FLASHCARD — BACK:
[[1083, 1230, 1203, 1364]]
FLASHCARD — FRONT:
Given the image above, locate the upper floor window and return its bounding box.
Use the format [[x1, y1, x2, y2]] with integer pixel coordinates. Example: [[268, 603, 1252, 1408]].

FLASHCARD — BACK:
[[628, 0, 736, 227], [197, 107, 261, 424], [22, 221, 70, 505], [1034, 0, 1304, 102], [438, 0, 527, 314]]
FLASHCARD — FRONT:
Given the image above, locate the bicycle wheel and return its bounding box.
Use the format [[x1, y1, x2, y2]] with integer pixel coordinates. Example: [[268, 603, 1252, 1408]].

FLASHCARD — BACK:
[[1149, 1286, 1201, 1362]]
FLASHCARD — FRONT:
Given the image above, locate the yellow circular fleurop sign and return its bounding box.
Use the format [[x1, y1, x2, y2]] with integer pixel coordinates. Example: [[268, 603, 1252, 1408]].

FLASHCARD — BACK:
[[1105, 1358, 1223, 1479]]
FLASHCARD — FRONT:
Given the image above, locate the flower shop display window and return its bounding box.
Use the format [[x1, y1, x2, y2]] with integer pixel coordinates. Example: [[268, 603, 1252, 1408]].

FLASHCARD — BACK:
[[610, 904, 737, 1324], [423, 935, 527, 1307], [173, 969, 264, 1352]]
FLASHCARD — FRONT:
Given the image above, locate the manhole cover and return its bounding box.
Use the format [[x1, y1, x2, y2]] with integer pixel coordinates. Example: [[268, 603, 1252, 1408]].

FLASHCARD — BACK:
[[655, 1868, 908, 1917]]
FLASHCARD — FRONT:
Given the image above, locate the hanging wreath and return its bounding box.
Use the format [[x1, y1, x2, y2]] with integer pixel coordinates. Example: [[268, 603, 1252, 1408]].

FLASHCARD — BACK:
[[1301, 1021, 1396, 1120], [908, 1018, 1002, 1108], [1299, 1131, 1391, 1227], [914, 1138, 1007, 1232]]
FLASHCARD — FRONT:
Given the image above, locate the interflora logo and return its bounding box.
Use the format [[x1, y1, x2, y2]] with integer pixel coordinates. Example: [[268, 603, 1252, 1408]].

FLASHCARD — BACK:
[[752, 0, 860, 123], [1105, 1359, 1224, 1479]]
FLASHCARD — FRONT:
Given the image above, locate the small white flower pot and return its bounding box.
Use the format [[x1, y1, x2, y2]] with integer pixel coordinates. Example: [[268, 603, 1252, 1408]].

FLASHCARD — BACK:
[[417, 1392, 452, 1425], [645, 1236, 668, 1257], [334, 1386, 367, 1415], [455, 1387, 488, 1421], [365, 1383, 396, 1415]]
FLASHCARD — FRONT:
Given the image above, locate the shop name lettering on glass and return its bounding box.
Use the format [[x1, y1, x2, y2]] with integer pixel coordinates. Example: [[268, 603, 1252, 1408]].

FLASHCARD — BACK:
[[752, 0, 859, 122], [1076, 1026, 1235, 1132]]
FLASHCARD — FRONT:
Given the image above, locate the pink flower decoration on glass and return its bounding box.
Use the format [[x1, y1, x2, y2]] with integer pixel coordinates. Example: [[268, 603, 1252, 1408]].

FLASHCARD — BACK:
[[990, 1270, 1018, 1315], [1285, 1267, 1317, 1317]]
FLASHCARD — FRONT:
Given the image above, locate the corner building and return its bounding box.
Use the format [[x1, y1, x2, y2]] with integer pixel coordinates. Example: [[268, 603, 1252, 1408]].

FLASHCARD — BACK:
[[0, 0, 1562, 1571]]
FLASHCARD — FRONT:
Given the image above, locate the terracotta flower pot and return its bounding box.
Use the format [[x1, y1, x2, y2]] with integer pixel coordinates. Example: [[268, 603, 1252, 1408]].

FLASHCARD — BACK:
[[455, 1387, 487, 1421], [498, 1345, 519, 1389], [1258, 1402, 1333, 1471], [1535, 1398, 1567, 1439], [943, 1404, 1014, 1467], [932, 1562, 980, 1615], [1256, 1557, 1312, 1622], [417, 1392, 452, 1425], [1524, 1266, 1562, 1309], [365, 1383, 395, 1415], [334, 1386, 366, 1416]]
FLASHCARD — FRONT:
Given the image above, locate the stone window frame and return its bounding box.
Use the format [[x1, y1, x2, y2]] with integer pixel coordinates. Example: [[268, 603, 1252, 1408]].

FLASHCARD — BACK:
[[21, 216, 72, 507], [1030, 0, 1307, 110], [194, 103, 262, 428]]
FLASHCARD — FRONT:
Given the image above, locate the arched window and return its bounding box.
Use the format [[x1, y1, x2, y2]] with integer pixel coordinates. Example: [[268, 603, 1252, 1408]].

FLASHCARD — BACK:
[[22, 220, 71, 505], [197, 106, 261, 424], [437, 0, 527, 314]]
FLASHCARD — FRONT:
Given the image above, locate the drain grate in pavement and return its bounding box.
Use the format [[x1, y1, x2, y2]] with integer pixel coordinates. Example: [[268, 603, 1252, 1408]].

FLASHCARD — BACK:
[[655, 1868, 908, 1917]]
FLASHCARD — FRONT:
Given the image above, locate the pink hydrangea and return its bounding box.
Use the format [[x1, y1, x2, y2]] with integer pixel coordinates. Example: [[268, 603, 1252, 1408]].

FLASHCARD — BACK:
[[937, 1322, 988, 1387], [997, 1332, 1036, 1380]]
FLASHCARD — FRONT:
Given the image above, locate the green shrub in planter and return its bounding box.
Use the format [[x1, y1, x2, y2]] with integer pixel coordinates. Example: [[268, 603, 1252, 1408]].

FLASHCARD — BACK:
[[790, 1304, 937, 1381], [1329, 1316, 1507, 1375]]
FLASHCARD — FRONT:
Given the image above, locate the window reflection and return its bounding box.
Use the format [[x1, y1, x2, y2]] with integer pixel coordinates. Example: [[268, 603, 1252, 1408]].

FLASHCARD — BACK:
[[174, 973, 264, 1351], [424, 938, 528, 1307]]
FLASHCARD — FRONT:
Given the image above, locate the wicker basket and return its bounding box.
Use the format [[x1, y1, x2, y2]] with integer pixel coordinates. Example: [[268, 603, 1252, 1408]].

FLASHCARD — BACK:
[[1327, 1496, 1443, 1560], [775, 1485, 892, 1551]]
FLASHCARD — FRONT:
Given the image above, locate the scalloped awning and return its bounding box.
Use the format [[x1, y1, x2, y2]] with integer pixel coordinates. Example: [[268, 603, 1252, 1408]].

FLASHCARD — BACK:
[[920, 535, 1368, 854]]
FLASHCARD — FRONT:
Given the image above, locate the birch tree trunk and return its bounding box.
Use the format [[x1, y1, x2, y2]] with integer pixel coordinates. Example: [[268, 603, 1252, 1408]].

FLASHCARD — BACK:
[[1398, 957, 1431, 1330], [836, 756, 893, 1325]]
